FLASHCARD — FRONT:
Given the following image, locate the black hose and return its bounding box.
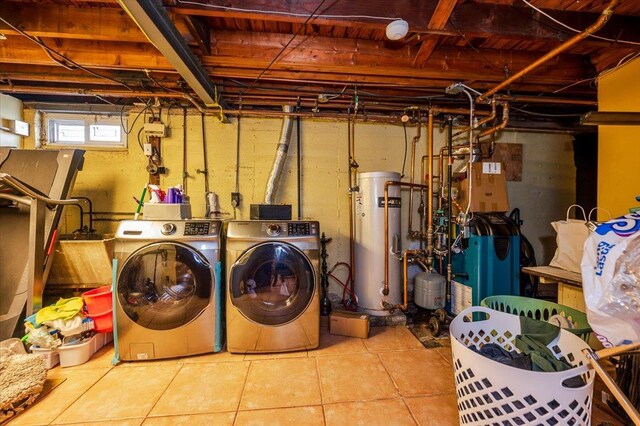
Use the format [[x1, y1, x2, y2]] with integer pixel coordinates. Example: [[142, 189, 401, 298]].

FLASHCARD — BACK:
[[74, 196, 94, 232], [70, 203, 84, 232]]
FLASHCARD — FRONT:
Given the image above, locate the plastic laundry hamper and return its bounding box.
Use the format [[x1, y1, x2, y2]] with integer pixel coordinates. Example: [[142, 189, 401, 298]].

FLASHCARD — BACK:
[[450, 306, 595, 426], [480, 295, 592, 342]]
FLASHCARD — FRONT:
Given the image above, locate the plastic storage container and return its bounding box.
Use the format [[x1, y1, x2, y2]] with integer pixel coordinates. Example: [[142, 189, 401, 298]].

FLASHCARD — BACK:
[[480, 295, 591, 342], [450, 306, 594, 426], [57, 332, 112, 368], [83, 286, 113, 332], [30, 346, 60, 369]]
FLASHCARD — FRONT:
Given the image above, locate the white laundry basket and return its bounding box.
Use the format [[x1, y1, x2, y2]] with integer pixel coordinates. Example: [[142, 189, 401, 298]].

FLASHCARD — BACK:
[[450, 306, 595, 426]]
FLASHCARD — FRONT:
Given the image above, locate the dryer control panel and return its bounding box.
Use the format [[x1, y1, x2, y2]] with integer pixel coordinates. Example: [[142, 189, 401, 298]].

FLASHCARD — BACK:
[[288, 222, 315, 236], [184, 221, 212, 235]]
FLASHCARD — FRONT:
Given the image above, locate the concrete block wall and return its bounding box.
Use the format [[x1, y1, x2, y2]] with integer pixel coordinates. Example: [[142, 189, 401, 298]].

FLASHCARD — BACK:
[[22, 107, 575, 295]]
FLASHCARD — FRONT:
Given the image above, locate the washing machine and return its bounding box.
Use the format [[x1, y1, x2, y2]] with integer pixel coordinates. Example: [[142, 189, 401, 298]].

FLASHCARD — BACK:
[[114, 219, 223, 361], [226, 220, 320, 354]]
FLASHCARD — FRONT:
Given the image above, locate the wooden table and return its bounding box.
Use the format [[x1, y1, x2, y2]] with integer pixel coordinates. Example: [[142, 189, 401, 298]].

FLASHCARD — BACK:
[[522, 265, 585, 312]]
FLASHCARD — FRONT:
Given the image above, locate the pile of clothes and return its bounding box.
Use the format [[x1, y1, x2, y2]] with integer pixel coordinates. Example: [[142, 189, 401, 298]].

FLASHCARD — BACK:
[[471, 316, 585, 388]]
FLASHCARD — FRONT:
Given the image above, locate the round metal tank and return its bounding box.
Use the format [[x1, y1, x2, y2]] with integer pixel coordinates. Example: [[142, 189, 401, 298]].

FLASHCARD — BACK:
[[414, 270, 446, 310], [355, 171, 402, 316]]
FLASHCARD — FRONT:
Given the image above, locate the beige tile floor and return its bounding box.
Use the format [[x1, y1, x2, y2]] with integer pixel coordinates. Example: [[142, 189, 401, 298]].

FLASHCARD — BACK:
[[8, 326, 459, 426], [7, 325, 622, 426]]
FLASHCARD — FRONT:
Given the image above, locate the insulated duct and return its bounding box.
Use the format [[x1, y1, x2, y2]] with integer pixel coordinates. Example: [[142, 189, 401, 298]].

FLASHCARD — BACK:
[[264, 105, 294, 204]]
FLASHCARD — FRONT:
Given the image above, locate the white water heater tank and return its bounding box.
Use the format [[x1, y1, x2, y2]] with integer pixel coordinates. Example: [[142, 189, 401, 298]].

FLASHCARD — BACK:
[[355, 171, 402, 316]]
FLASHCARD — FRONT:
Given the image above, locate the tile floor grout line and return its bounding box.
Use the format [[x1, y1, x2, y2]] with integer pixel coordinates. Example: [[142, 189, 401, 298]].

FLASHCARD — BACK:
[[235, 359, 253, 413], [375, 351, 402, 396], [47, 368, 112, 425], [142, 362, 185, 420], [400, 397, 420, 426], [313, 355, 326, 406]]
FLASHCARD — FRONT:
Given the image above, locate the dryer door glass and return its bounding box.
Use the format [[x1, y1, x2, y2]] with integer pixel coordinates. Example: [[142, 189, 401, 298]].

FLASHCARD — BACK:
[[230, 242, 315, 326], [118, 242, 212, 330]]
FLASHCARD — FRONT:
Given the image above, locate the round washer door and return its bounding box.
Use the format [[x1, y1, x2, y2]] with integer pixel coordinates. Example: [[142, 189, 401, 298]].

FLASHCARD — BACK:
[[230, 242, 315, 326], [118, 242, 213, 330]]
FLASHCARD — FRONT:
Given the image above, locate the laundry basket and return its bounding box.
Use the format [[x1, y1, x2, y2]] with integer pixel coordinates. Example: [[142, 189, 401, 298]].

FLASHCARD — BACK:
[[480, 295, 592, 342], [450, 306, 595, 426], [82, 286, 113, 332]]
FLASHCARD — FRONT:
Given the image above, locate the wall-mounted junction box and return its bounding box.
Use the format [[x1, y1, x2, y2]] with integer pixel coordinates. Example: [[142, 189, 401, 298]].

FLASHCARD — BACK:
[[144, 122, 167, 137]]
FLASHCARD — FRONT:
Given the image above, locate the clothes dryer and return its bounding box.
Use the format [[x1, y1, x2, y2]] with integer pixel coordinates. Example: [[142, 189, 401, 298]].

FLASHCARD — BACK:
[[114, 219, 223, 360], [226, 220, 320, 353]]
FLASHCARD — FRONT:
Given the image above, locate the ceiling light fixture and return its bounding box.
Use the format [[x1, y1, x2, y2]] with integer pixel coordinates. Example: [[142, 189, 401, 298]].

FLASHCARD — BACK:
[[385, 19, 409, 41]]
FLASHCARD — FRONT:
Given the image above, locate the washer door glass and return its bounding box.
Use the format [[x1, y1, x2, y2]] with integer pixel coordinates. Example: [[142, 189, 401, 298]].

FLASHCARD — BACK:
[[230, 242, 315, 326], [118, 242, 212, 330]]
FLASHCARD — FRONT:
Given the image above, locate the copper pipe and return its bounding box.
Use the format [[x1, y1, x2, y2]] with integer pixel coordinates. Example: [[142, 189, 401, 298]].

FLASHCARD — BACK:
[[426, 110, 435, 269], [407, 112, 422, 238], [382, 249, 424, 312], [383, 181, 429, 296], [476, 102, 509, 141], [477, 0, 618, 102], [452, 98, 496, 139]]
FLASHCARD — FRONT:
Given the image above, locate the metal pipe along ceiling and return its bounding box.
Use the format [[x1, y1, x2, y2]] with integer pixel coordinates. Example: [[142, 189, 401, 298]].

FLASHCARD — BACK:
[[477, 0, 618, 102], [264, 105, 294, 204]]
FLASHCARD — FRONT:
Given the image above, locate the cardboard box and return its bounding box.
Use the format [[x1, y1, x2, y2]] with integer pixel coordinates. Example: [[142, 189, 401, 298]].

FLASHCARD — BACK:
[[457, 161, 509, 213], [329, 310, 370, 339]]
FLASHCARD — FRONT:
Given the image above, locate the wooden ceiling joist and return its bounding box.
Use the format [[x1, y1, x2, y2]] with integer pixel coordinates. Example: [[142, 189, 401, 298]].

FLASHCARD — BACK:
[[413, 0, 457, 67]]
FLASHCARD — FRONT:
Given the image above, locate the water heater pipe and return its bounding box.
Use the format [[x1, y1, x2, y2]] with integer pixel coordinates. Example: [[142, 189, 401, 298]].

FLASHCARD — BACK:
[[383, 249, 425, 312], [407, 110, 422, 239], [426, 110, 435, 269], [476, 0, 617, 103], [264, 105, 294, 204], [383, 181, 430, 296]]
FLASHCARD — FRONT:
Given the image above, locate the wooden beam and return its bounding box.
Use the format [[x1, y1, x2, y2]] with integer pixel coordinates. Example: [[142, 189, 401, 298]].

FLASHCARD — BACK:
[[169, 1, 640, 45], [0, 32, 590, 89], [167, 0, 437, 31], [0, 63, 180, 87], [0, 3, 196, 44], [181, 15, 211, 55], [413, 0, 457, 67]]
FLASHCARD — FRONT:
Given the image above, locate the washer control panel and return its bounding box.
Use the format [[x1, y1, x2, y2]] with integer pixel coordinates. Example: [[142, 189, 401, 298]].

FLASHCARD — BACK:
[[288, 222, 317, 236], [184, 221, 211, 236]]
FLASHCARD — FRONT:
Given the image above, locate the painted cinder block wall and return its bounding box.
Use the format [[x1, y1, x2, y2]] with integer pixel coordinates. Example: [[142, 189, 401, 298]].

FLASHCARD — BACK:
[[23, 108, 575, 294]]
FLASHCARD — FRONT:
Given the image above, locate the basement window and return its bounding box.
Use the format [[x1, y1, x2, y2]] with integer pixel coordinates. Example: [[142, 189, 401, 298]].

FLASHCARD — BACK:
[[45, 112, 127, 148]]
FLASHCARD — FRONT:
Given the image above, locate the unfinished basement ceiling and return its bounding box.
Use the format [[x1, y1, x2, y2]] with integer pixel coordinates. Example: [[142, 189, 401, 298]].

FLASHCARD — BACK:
[[1, 0, 639, 126]]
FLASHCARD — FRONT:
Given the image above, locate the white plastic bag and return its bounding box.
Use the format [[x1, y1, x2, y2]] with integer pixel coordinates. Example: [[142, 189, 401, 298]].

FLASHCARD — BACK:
[[550, 204, 590, 273], [581, 213, 640, 347]]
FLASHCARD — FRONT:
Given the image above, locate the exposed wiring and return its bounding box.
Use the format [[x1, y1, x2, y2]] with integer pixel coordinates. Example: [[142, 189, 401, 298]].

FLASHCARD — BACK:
[[175, 0, 397, 21], [519, 0, 640, 47], [120, 101, 155, 135], [328, 262, 357, 311], [239, 0, 329, 96], [449, 15, 505, 73], [0, 15, 137, 92]]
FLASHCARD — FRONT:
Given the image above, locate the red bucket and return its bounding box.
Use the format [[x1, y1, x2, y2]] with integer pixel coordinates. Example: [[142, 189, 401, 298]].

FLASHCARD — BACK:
[[83, 286, 113, 332]]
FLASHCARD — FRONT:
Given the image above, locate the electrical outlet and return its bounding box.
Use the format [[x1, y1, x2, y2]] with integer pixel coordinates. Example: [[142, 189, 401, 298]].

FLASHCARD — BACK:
[[231, 192, 241, 208], [143, 143, 153, 156]]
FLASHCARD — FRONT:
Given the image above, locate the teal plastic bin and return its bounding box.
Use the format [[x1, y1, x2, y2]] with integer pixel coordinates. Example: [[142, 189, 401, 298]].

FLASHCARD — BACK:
[[480, 295, 592, 342]]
